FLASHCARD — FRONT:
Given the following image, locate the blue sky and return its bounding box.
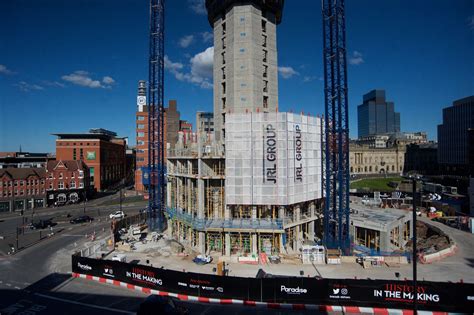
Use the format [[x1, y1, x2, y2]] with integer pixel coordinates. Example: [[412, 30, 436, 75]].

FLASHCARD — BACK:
[[1, 0, 473, 153]]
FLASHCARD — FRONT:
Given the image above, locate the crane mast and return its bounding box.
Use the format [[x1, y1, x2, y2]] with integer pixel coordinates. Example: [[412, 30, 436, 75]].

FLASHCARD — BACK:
[[322, 0, 350, 252], [147, 0, 166, 230]]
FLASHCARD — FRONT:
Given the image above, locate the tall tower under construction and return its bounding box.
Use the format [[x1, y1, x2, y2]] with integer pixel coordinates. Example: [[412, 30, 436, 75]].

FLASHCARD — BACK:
[[206, 0, 284, 142]]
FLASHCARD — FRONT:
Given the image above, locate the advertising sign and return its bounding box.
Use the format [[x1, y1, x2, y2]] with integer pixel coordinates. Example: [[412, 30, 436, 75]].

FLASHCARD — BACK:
[[72, 255, 474, 312]]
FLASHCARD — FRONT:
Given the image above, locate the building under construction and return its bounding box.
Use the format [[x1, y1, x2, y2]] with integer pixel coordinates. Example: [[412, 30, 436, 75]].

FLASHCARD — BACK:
[[165, 1, 324, 257]]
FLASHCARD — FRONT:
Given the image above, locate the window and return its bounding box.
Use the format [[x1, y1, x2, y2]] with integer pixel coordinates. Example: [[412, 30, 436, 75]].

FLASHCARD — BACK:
[[222, 22, 226, 35], [137, 140, 145, 145], [239, 48, 245, 53], [58, 182, 64, 189], [79, 181, 84, 189], [263, 49, 267, 63], [240, 16, 245, 23], [222, 37, 226, 49], [78, 170, 84, 178], [80, 148, 83, 159], [137, 149, 145, 154], [137, 132, 145, 137], [263, 80, 268, 93], [222, 82, 226, 94], [221, 52, 225, 64], [222, 97, 226, 110], [137, 116, 145, 121], [48, 183, 53, 190], [263, 96, 268, 108], [240, 32, 246, 37], [137, 124, 145, 129], [49, 173, 53, 179], [137, 157, 145, 162], [262, 20, 267, 32], [70, 181, 76, 189], [222, 67, 226, 80], [73, 148, 77, 160], [262, 34, 267, 47], [263, 65, 268, 78], [59, 173, 63, 179]]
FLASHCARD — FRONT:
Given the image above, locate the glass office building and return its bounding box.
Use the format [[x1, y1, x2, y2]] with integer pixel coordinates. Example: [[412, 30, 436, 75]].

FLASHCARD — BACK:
[[357, 90, 400, 138]]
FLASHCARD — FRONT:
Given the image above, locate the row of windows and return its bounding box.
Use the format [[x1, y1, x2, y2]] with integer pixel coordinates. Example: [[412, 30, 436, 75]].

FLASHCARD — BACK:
[[351, 165, 402, 173], [47, 181, 84, 190], [1, 189, 46, 197], [47, 171, 84, 179], [137, 116, 146, 121], [1, 180, 44, 187]]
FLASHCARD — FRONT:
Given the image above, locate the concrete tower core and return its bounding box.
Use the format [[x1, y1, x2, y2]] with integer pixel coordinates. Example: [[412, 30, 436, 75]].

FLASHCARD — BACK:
[[206, 0, 285, 142]]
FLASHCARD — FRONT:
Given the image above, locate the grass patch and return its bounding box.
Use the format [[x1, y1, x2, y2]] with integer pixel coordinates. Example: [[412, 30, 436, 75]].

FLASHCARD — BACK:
[[350, 177, 401, 192]]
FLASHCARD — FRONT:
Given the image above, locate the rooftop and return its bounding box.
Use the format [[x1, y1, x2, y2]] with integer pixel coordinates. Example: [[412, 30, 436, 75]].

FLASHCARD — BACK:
[[206, 0, 284, 26]]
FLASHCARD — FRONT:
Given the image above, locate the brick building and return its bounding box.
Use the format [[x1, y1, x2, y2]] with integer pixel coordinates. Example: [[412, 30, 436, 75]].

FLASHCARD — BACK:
[[45, 160, 91, 206], [0, 168, 46, 212], [134, 81, 183, 193], [54, 129, 126, 192]]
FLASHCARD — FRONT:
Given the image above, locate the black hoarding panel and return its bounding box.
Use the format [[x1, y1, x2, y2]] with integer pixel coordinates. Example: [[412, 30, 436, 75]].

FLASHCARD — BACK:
[[326, 279, 474, 312], [72, 256, 474, 312]]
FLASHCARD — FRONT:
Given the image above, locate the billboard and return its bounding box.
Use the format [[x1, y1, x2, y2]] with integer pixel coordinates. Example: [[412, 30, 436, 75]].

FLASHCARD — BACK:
[[225, 112, 322, 205], [72, 255, 474, 312]]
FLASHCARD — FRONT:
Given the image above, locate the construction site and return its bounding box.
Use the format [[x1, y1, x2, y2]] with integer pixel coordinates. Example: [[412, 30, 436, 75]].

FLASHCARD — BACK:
[[166, 112, 323, 258]]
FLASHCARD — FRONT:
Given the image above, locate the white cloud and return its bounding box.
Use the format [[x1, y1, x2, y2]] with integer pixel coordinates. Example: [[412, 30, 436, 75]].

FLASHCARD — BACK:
[[164, 47, 213, 89], [14, 81, 44, 92], [61, 71, 115, 88], [42, 80, 65, 88], [188, 0, 206, 15], [201, 31, 213, 43], [0, 64, 14, 75], [303, 76, 318, 83], [179, 35, 194, 48], [469, 15, 474, 30], [349, 51, 364, 65], [278, 66, 299, 79], [102, 76, 115, 85]]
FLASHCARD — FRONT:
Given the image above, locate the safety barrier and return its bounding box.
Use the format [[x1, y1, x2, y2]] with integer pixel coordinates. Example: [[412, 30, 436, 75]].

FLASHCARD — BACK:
[[419, 244, 457, 264], [71, 254, 474, 312]]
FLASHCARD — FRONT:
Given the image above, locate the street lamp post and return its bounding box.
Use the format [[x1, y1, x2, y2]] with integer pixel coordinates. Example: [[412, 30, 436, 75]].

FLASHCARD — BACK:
[[412, 177, 418, 314], [83, 190, 86, 214]]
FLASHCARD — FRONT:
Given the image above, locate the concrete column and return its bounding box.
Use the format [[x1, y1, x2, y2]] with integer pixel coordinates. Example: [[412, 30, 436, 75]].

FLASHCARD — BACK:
[[310, 202, 316, 217], [279, 233, 284, 253], [225, 233, 231, 256], [252, 206, 257, 219], [225, 205, 231, 220], [197, 178, 205, 219], [167, 178, 172, 208], [295, 205, 301, 222], [199, 232, 206, 254], [308, 220, 315, 242], [252, 233, 258, 255], [278, 206, 285, 219]]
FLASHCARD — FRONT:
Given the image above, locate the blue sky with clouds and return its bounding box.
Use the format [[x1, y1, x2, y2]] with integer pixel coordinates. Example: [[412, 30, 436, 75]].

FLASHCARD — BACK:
[[0, 0, 473, 153]]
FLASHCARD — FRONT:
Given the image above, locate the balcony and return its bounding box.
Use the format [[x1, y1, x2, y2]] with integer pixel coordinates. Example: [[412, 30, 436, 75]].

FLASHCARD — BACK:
[[166, 208, 283, 231]]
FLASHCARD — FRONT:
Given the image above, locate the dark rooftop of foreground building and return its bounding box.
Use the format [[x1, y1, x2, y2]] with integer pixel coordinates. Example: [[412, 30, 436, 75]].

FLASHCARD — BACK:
[[205, 0, 284, 25]]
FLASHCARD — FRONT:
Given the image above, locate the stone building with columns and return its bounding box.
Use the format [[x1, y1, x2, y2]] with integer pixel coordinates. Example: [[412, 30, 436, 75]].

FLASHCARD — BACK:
[[349, 143, 406, 176]]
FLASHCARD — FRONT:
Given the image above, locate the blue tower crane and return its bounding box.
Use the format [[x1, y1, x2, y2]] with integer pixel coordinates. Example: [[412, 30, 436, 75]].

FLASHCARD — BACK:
[[322, 0, 350, 252], [147, 0, 166, 231]]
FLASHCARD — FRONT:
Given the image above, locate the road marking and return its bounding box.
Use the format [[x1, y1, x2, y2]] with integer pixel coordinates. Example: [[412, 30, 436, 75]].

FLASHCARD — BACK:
[[34, 293, 135, 314]]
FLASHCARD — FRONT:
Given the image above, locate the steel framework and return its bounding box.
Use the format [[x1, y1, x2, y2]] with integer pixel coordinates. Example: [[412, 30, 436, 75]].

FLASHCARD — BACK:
[[148, 0, 166, 230], [322, 0, 350, 252]]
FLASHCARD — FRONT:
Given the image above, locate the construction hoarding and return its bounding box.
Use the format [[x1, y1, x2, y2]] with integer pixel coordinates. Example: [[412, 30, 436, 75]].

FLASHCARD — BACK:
[[72, 255, 474, 312]]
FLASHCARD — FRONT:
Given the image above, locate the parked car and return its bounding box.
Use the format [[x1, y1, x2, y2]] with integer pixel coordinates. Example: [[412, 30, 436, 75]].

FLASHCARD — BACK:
[[28, 219, 54, 230], [109, 211, 125, 220], [70, 215, 93, 224]]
